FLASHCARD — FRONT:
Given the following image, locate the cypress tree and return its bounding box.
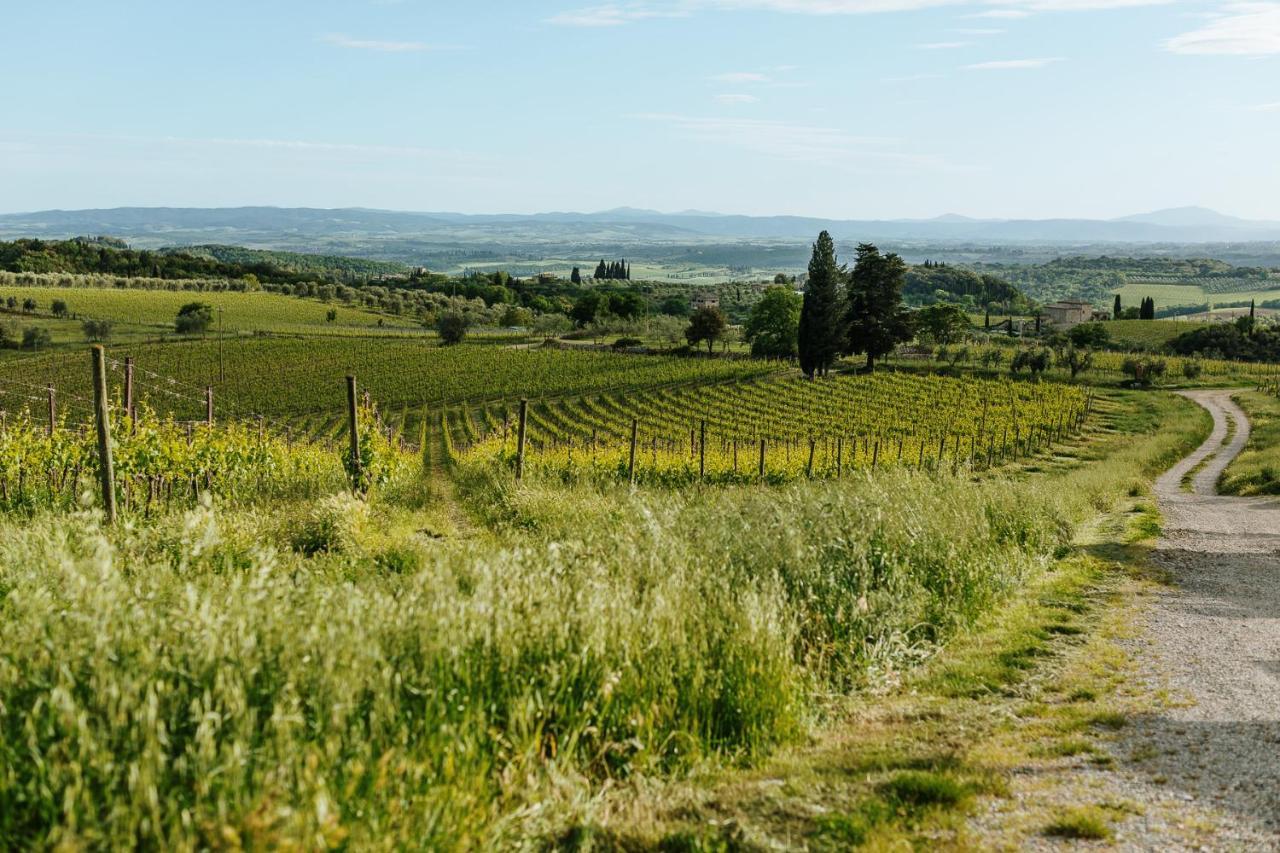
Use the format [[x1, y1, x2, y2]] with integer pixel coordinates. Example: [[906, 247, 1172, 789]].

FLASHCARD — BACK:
[[595, 260, 607, 280], [984, 306, 990, 330], [1113, 293, 1121, 320], [571, 267, 582, 285], [798, 231, 842, 379]]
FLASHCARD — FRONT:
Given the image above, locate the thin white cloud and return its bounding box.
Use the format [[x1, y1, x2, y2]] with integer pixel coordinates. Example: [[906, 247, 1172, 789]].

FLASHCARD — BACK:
[[1247, 101, 1280, 111], [917, 40, 970, 48], [711, 71, 772, 82], [547, 2, 688, 25], [552, 0, 1168, 25], [320, 33, 440, 52], [1166, 3, 1280, 55], [964, 56, 1062, 68], [715, 93, 761, 103]]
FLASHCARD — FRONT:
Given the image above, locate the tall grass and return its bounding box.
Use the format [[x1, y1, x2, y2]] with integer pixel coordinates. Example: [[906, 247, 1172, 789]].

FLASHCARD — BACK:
[[0, 392, 1208, 846]]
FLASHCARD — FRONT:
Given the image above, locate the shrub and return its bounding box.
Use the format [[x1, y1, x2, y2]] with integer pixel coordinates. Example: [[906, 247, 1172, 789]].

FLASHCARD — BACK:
[[82, 318, 113, 342], [437, 311, 468, 345], [1121, 356, 1167, 388], [21, 326, 51, 350], [175, 302, 214, 334]]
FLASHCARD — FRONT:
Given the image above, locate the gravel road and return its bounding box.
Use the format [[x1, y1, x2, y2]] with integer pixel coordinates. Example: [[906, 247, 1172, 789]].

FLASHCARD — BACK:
[[969, 390, 1280, 850], [1120, 389, 1280, 848]]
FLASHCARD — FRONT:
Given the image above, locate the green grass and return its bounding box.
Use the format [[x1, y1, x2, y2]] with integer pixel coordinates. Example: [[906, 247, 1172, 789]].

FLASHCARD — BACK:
[[1116, 281, 1280, 309], [1219, 390, 1280, 495], [1044, 806, 1117, 840], [0, 284, 418, 344], [1105, 319, 1209, 350]]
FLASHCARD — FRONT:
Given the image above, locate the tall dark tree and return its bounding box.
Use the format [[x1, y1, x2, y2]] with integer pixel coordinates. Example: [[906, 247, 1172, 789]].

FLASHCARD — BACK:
[[797, 231, 843, 379], [595, 260, 607, 280], [846, 243, 913, 373], [984, 306, 991, 330], [1113, 293, 1122, 320], [570, 266, 582, 285]]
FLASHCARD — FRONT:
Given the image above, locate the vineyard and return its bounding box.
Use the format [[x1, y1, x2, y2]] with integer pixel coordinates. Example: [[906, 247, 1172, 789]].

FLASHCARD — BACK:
[[454, 372, 1093, 484], [0, 339, 775, 431], [0, 404, 412, 515]]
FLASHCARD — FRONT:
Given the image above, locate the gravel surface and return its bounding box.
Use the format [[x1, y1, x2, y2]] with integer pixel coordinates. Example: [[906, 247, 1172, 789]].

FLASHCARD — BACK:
[[969, 390, 1280, 850], [1123, 390, 1280, 848]]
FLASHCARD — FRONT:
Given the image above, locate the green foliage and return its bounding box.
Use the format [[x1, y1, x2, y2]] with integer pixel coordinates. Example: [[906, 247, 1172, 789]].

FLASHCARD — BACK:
[[798, 231, 843, 378], [174, 301, 213, 334], [847, 243, 914, 372], [744, 285, 801, 360], [914, 303, 971, 345], [81, 317, 113, 342], [437, 311, 469, 345], [685, 305, 728, 354], [1120, 356, 1167, 387], [21, 326, 51, 350], [1068, 322, 1109, 348]]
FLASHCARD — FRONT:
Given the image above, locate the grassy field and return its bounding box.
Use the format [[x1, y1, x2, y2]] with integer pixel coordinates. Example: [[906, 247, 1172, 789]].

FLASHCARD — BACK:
[[1104, 319, 1208, 349], [1219, 389, 1280, 495], [1116, 281, 1280, 310], [0, 376, 1213, 847], [0, 284, 421, 345]]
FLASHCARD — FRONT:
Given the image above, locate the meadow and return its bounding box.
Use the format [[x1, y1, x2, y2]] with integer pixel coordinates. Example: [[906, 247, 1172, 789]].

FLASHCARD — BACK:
[[0, 293, 1256, 847], [0, 281, 421, 345]]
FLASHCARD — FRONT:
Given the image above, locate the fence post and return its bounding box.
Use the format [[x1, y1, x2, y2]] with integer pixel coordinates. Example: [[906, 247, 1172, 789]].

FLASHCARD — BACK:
[[46, 384, 55, 437], [516, 398, 529, 481], [806, 437, 816, 479], [205, 386, 214, 426], [873, 439, 880, 470], [346, 375, 362, 492], [628, 418, 638, 484], [758, 438, 766, 480], [124, 356, 134, 429], [837, 437, 843, 477], [91, 346, 117, 525], [699, 420, 706, 481]]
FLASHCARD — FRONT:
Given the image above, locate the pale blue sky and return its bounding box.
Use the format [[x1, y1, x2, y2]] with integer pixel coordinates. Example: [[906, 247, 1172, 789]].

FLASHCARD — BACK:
[[1, 0, 1277, 219]]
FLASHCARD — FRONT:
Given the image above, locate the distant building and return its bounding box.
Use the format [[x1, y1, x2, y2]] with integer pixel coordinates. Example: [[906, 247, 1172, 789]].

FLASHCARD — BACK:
[[692, 292, 720, 311], [1042, 300, 1096, 328]]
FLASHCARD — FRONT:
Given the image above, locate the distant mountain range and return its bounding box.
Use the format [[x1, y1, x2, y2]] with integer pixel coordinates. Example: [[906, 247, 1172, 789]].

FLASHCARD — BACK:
[[2, 205, 1279, 256]]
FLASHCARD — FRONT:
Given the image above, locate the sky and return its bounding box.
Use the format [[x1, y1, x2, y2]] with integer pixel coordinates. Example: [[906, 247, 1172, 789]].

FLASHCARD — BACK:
[[0, 0, 1277, 220]]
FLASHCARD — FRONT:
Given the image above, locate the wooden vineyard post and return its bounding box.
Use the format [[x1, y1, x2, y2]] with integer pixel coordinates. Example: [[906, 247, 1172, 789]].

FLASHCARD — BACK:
[[347, 375, 362, 492], [758, 438, 766, 480], [806, 437, 815, 479], [205, 386, 214, 426], [872, 439, 880, 470], [627, 418, 638, 484], [516, 398, 529, 482], [124, 356, 134, 430], [699, 420, 706, 481], [837, 437, 843, 477], [91, 346, 117, 525], [46, 384, 55, 437]]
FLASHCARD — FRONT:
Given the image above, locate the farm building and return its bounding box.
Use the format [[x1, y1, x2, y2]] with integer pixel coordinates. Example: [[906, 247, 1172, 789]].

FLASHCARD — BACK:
[[1042, 300, 1097, 328], [692, 292, 720, 311]]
